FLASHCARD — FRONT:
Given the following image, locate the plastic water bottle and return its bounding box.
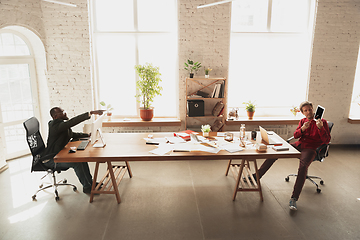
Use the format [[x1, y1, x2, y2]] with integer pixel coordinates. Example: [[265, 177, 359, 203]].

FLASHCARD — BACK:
[[240, 124, 246, 140]]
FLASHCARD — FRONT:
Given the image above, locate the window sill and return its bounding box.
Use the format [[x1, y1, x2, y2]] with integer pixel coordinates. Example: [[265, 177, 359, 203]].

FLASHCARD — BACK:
[[226, 116, 302, 125], [348, 118, 360, 124], [102, 117, 181, 127]]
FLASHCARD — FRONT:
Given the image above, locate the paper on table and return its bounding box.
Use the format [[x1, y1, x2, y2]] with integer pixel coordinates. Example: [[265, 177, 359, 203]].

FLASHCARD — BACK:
[[172, 143, 192, 152], [193, 143, 221, 153], [149, 144, 173, 155], [217, 132, 226, 137], [218, 142, 244, 153], [144, 138, 168, 144], [166, 137, 186, 144]]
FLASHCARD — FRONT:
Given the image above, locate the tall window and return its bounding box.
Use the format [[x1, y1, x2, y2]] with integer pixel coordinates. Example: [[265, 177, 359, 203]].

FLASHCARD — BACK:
[[228, 0, 316, 117], [349, 46, 360, 118], [91, 0, 178, 117], [0, 30, 40, 159]]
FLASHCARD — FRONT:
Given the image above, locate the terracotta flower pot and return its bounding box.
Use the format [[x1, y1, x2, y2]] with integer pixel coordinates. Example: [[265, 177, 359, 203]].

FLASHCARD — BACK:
[[140, 108, 154, 121], [106, 112, 112, 121], [247, 111, 255, 120]]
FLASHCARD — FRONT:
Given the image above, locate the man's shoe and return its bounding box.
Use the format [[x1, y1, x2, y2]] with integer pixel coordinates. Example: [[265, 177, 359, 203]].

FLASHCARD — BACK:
[[242, 174, 257, 184], [83, 187, 92, 194], [289, 198, 297, 211], [83, 182, 103, 194]]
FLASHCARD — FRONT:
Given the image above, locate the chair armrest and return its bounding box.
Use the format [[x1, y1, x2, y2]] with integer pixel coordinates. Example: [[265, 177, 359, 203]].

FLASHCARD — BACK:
[[315, 143, 330, 161]]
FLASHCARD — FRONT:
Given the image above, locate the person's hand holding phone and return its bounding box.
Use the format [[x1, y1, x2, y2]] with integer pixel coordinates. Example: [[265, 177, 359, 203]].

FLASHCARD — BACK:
[[316, 119, 323, 129]]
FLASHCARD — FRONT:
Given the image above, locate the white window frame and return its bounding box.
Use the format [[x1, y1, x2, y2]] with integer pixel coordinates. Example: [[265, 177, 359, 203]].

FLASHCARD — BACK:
[[89, 0, 178, 118], [0, 30, 41, 159], [228, 0, 316, 118]]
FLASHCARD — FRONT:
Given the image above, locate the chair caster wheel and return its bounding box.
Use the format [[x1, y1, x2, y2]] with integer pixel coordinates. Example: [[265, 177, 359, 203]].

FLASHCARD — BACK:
[[39, 184, 43, 188], [32, 195, 36, 201], [316, 188, 321, 193], [73, 187, 77, 192], [55, 196, 60, 201], [320, 180, 324, 185], [285, 177, 289, 182], [63, 179, 67, 184]]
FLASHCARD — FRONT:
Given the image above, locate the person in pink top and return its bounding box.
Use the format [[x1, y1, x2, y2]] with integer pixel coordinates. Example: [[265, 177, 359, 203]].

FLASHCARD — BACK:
[[248, 101, 331, 210]]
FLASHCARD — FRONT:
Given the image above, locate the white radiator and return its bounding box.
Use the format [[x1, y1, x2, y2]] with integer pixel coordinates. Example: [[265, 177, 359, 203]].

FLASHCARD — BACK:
[[118, 130, 153, 133]]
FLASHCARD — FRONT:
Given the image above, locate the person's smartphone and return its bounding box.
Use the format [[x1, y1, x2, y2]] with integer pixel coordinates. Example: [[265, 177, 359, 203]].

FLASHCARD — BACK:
[[314, 105, 325, 120]]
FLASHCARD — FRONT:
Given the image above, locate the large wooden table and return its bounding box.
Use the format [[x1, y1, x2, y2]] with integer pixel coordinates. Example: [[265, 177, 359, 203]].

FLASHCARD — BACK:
[[54, 132, 301, 203]]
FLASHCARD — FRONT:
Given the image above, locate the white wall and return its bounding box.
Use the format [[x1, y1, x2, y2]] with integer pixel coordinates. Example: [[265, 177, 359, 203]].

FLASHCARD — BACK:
[[309, 0, 360, 144]]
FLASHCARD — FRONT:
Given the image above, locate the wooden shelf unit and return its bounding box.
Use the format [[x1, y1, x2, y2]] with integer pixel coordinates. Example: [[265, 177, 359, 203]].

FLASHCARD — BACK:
[[185, 77, 227, 131]]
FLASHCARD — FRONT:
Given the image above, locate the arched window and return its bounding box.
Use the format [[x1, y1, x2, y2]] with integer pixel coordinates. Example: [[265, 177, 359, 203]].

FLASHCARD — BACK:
[[0, 30, 41, 159]]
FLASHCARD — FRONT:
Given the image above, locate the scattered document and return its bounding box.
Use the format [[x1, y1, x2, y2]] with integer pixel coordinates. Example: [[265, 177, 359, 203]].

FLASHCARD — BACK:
[[149, 144, 173, 155], [218, 142, 244, 153], [144, 138, 169, 144]]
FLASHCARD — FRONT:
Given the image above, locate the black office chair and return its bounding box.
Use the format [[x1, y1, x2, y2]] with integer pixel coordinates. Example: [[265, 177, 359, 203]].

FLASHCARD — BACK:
[[24, 117, 77, 201], [285, 121, 334, 193]]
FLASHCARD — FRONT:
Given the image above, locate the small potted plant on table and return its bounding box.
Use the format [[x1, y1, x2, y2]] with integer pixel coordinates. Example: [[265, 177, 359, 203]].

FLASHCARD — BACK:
[[184, 59, 201, 78], [135, 63, 163, 121], [243, 101, 256, 120], [201, 124, 211, 137]]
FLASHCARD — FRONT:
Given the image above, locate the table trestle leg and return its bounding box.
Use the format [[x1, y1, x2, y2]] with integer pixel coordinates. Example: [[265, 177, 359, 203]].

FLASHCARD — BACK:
[[229, 159, 263, 201], [90, 161, 130, 204]]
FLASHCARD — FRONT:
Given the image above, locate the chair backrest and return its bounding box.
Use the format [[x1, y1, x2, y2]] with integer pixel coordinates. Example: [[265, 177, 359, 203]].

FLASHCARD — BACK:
[[315, 121, 334, 162], [23, 117, 46, 171]]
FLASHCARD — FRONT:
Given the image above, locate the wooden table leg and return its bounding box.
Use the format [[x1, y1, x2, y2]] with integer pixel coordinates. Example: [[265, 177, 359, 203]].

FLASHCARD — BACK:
[[233, 159, 245, 201], [225, 159, 232, 176], [90, 162, 100, 203], [125, 161, 132, 178], [107, 161, 121, 204], [253, 159, 263, 201]]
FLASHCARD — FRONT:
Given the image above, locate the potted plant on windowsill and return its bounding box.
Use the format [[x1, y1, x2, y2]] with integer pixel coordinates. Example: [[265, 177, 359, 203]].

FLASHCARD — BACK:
[[204, 67, 212, 78], [100, 101, 114, 121], [184, 59, 201, 78], [135, 63, 163, 121], [243, 101, 256, 120]]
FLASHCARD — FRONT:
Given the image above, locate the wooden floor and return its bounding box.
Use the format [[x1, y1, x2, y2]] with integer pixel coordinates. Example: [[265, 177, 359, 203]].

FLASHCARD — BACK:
[[1, 145, 360, 240]]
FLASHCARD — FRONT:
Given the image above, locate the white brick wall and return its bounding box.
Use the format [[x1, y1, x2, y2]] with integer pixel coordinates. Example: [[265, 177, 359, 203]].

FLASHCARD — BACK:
[[40, 0, 92, 132], [309, 0, 360, 143], [178, 0, 231, 129]]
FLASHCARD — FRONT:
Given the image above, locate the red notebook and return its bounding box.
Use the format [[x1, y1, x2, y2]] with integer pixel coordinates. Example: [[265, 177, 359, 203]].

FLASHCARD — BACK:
[[174, 130, 196, 141]]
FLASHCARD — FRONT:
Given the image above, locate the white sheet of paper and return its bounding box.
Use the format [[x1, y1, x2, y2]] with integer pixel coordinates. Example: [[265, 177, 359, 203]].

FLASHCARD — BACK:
[[218, 142, 244, 153], [144, 138, 168, 144], [166, 137, 186, 144], [193, 143, 221, 153], [149, 144, 173, 155], [172, 143, 192, 152]]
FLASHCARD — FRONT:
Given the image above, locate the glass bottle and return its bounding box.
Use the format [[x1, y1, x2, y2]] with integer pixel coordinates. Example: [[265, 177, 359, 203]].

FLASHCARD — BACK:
[[240, 124, 246, 140]]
